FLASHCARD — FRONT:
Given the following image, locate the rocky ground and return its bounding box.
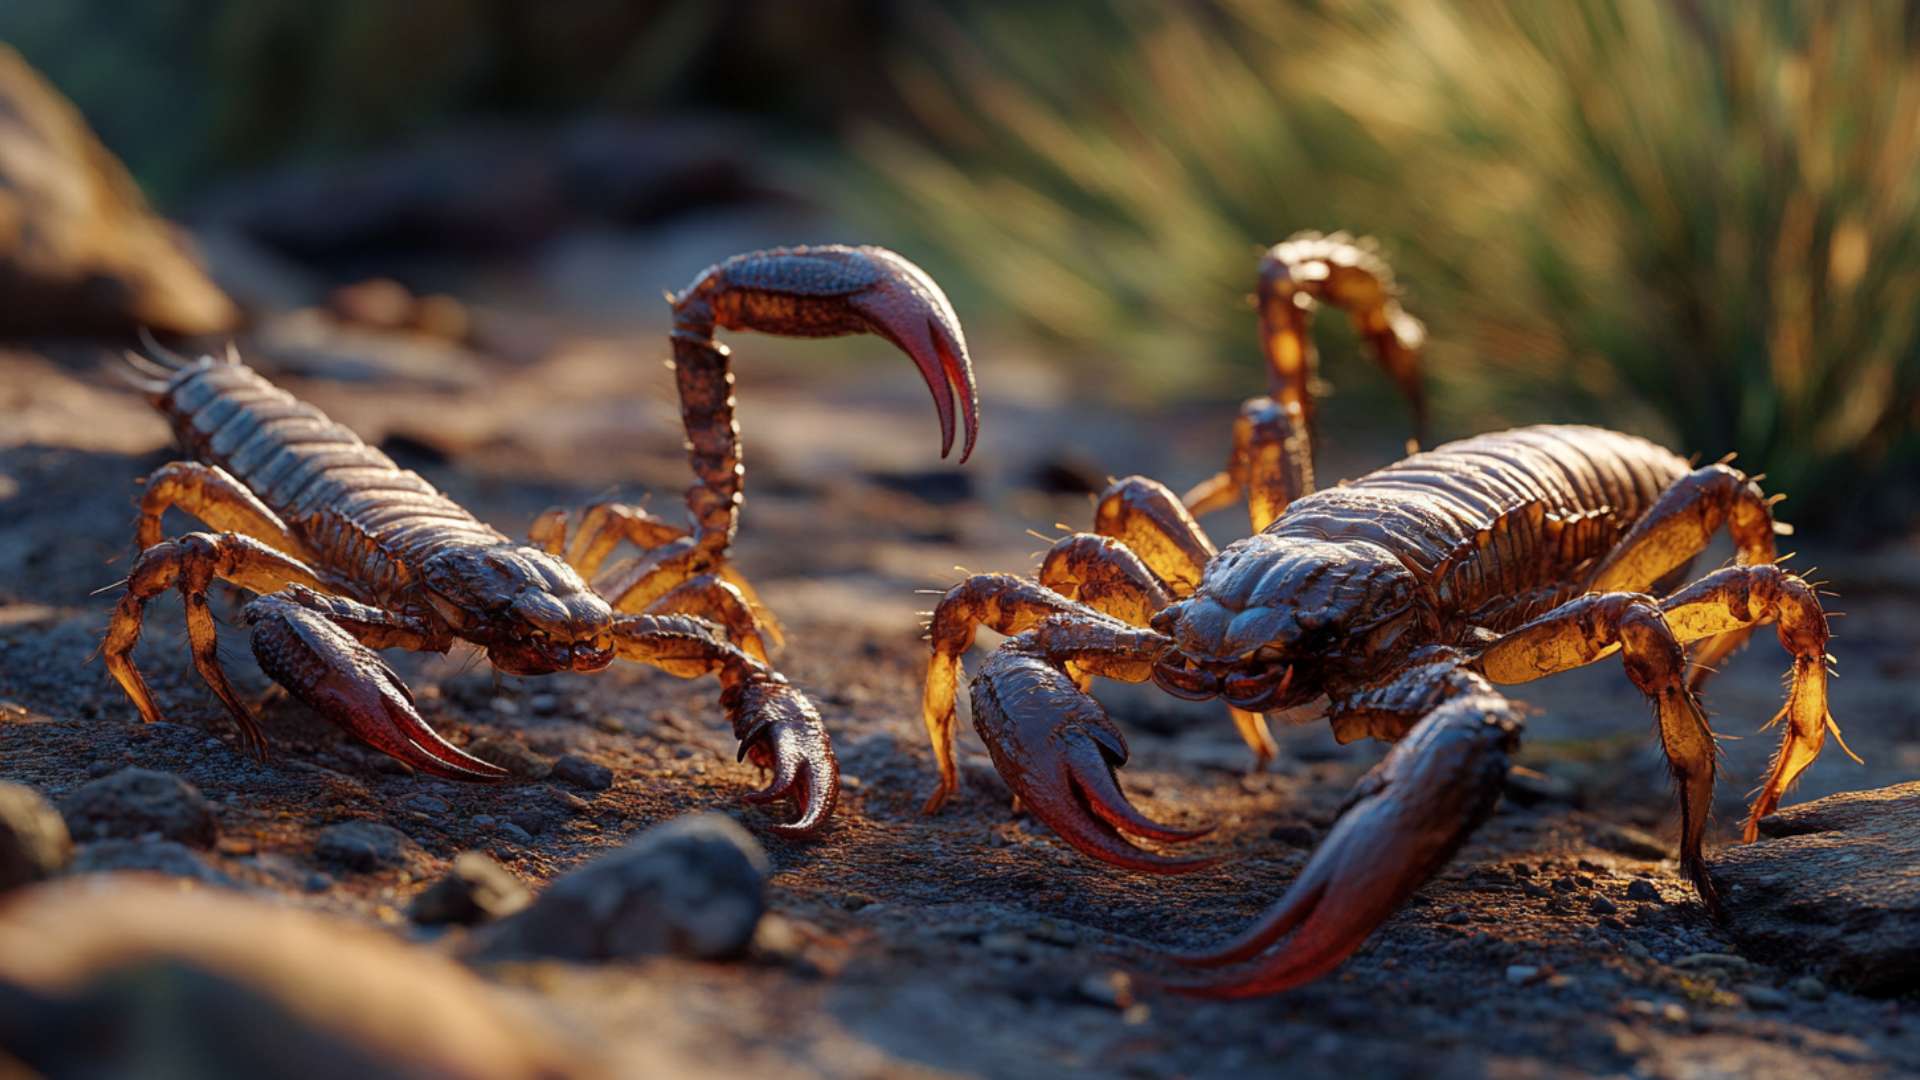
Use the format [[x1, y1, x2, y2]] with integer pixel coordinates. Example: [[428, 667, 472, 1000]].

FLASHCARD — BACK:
[[1, 306, 1917, 1079]]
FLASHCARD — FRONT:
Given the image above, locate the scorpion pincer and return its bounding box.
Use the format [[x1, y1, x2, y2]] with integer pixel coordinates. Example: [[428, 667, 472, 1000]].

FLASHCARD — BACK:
[[104, 245, 978, 835], [919, 232, 1846, 995]]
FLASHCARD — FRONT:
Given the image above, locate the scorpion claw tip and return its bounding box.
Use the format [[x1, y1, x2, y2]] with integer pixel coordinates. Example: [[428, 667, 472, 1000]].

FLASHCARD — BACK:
[[1158, 694, 1520, 998], [848, 251, 980, 464]]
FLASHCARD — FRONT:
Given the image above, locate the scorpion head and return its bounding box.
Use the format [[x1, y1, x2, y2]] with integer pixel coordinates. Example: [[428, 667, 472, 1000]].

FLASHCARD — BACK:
[[1149, 536, 1421, 711], [420, 545, 615, 676]]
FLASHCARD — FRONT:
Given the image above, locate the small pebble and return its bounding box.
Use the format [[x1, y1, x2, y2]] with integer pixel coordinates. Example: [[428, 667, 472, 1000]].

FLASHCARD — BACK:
[[60, 768, 218, 849], [1589, 894, 1619, 916], [1522, 882, 1550, 899], [527, 694, 559, 715], [1790, 975, 1827, 1001], [1506, 964, 1542, 986], [472, 815, 497, 829], [1739, 984, 1791, 1010], [1626, 879, 1660, 902], [471, 813, 768, 962], [305, 872, 334, 893], [402, 794, 449, 815], [552, 755, 614, 792], [496, 822, 533, 845], [1552, 875, 1578, 893], [408, 851, 532, 926]]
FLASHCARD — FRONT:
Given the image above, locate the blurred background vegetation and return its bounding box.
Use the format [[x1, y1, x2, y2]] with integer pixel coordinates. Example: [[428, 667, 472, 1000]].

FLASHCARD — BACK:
[[6, 0, 1918, 526]]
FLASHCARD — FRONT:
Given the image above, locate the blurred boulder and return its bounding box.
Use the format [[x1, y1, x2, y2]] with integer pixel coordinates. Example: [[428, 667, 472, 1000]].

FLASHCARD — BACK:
[[0, 878, 590, 1079], [59, 768, 218, 849], [408, 852, 531, 927], [0, 781, 70, 891], [1712, 782, 1920, 995], [68, 839, 237, 889], [472, 813, 767, 963], [0, 45, 236, 336]]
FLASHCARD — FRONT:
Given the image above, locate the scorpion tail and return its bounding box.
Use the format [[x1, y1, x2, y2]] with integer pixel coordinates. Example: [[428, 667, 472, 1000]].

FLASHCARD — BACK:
[[1159, 691, 1519, 997]]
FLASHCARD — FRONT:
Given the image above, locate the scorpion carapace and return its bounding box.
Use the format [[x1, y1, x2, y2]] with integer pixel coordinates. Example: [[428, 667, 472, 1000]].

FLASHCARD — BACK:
[[104, 245, 978, 835], [919, 235, 1845, 996]]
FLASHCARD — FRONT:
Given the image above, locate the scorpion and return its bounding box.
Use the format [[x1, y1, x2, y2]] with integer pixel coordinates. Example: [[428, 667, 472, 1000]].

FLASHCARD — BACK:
[[919, 233, 1845, 996], [104, 245, 978, 834]]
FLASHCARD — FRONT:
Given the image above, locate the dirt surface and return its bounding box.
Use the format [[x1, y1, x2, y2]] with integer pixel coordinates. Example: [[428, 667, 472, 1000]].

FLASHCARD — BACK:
[[3, 309, 1919, 1078]]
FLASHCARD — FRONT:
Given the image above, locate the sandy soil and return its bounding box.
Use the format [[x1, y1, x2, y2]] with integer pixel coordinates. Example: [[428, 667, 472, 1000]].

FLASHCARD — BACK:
[[2, 322, 1917, 1078]]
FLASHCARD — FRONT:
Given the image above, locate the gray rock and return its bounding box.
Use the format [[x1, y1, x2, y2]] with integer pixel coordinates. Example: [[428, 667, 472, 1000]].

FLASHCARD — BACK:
[[0, 781, 71, 891], [69, 840, 237, 888], [1711, 781, 1920, 996], [552, 754, 614, 792], [473, 813, 768, 962], [60, 768, 218, 849], [314, 822, 420, 873], [408, 852, 532, 926]]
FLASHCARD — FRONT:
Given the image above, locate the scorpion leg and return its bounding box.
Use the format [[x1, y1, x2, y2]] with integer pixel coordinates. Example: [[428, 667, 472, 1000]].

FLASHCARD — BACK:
[[1167, 679, 1521, 997], [245, 588, 505, 781], [1090, 476, 1214, 596], [1589, 463, 1785, 689], [1655, 564, 1844, 841], [102, 533, 326, 759], [1477, 592, 1724, 911], [1038, 529, 1277, 769], [613, 613, 837, 834], [136, 460, 312, 558], [669, 245, 978, 565], [970, 618, 1213, 871], [543, 501, 780, 651], [1181, 397, 1313, 532], [922, 575, 1098, 812]]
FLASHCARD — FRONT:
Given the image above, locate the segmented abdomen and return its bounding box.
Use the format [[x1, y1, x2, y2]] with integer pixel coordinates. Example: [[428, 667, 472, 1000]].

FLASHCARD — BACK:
[[154, 358, 502, 599], [1272, 425, 1688, 627]]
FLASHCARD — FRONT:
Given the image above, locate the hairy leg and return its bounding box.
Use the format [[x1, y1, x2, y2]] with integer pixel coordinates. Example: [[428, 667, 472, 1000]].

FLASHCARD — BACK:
[[136, 460, 310, 558], [1588, 462, 1786, 687], [1037, 529, 1276, 768], [922, 575, 1104, 811], [1477, 592, 1722, 910], [1655, 564, 1844, 840], [535, 501, 779, 653], [102, 532, 326, 758], [614, 612, 836, 834]]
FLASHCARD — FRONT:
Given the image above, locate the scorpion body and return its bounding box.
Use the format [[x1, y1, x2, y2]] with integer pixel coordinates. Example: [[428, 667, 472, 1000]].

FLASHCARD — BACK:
[[103, 245, 979, 834], [921, 233, 1843, 997]]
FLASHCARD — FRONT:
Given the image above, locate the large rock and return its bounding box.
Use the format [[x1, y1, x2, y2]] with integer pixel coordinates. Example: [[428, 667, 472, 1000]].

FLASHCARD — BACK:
[[0, 781, 69, 891], [1712, 782, 1920, 995], [472, 813, 768, 963], [0, 878, 590, 1078], [0, 45, 236, 335], [60, 768, 218, 849]]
